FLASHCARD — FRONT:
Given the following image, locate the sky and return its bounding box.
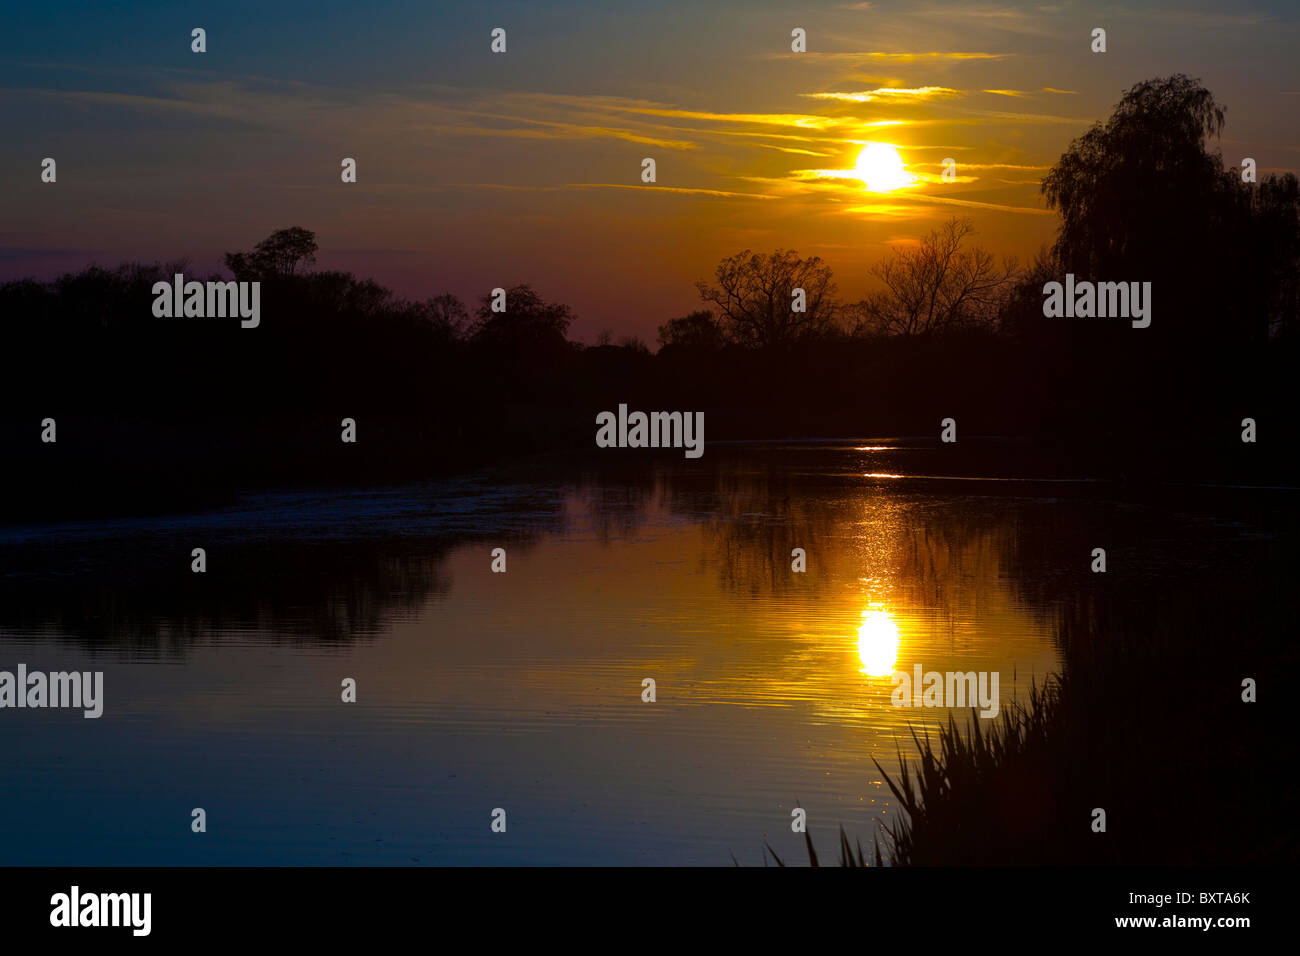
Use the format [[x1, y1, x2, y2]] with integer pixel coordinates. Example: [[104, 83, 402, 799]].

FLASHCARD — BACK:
[[2, 0, 1298, 342]]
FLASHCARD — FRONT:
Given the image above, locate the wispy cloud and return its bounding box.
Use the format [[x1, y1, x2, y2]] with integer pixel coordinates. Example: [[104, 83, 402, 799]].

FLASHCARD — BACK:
[[419, 113, 699, 150], [757, 144, 836, 157], [910, 193, 1053, 215], [912, 162, 1050, 171], [802, 87, 963, 103], [614, 106, 844, 130], [982, 88, 1079, 98], [949, 107, 1091, 125], [15, 88, 267, 126], [763, 51, 1011, 62], [904, 6, 1060, 38], [566, 184, 778, 200]]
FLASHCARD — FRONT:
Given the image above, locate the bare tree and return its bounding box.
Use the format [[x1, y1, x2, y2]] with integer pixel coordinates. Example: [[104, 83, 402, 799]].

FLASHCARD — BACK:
[[855, 218, 1016, 337], [696, 249, 837, 348]]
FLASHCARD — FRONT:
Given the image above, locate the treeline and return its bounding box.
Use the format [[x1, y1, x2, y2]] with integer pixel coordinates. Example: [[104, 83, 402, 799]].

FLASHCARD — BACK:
[[2, 75, 1298, 519]]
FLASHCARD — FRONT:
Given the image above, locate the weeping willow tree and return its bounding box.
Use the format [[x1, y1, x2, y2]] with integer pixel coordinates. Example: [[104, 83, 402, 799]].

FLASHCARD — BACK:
[[1042, 74, 1299, 347], [1043, 76, 1225, 278]]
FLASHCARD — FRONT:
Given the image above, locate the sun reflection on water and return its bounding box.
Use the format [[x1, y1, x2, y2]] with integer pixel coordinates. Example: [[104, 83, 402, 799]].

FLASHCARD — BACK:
[[857, 606, 900, 677]]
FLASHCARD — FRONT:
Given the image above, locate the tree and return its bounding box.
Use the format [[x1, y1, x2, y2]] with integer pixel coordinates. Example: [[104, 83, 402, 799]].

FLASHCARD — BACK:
[[657, 310, 727, 351], [998, 243, 1062, 343], [424, 293, 470, 340], [696, 249, 837, 349], [1245, 172, 1300, 341], [466, 284, 576, 401], [855, 218, 1016, 337], [1042, 75, 1225, 279], [470, 284, 574, 355], [224, 227, 318, 280], [617, 334, 650, 355], [1041, 74, 1300, 346]]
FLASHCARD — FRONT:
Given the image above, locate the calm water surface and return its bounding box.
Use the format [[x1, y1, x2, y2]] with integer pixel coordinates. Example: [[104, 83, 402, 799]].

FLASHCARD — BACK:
[[0, 441, 1260, 864]]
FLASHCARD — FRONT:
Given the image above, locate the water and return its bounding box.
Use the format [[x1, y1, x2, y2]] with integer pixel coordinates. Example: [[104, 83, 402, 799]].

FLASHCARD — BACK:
[[0, 441, 1274, 865]]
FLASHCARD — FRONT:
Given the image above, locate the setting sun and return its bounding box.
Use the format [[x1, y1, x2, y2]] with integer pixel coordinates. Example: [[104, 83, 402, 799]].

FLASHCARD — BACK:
[[853, 143, 913, 192]]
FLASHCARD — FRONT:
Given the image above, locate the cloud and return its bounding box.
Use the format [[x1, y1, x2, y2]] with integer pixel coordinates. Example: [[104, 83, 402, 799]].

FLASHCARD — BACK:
[[903, 5, 1060, 37], [565, 184, 779, 200], [979, 89, 1079, 98], [757, 144, 836, 157], [414, 113, 699, 150], [949, 107, 1092, 125], [15, 88, 267, 126], [763, 51, 1011, 62], [613, 106, 845, 131], [802, 87, 963, 103], [907, 193, 1054, 215], [911, 162, 1050, 171], [700, 129, 828, 143]]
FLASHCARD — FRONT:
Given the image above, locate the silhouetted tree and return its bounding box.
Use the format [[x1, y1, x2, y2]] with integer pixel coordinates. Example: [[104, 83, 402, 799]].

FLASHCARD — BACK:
[[617, 334, 650, 355], [696, 249, 837, 348], [1226, 162, 1300, 343], [999, 244, 1061, 343], [468, 284, 576, 401], [470, 284, 574, 353], [1040, 75, 1300, 349], [224, 227, 318, 280], [1031, 74, 1300, 468], [423, 293, 470, 340], [657, 310, 727, 351], [855, 218, 1016, 337], [1043, 75, 1223, 279]]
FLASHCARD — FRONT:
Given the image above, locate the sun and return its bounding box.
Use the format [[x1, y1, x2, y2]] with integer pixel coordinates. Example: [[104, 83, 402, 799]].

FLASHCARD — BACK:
[[853, 143, 912, 192]]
